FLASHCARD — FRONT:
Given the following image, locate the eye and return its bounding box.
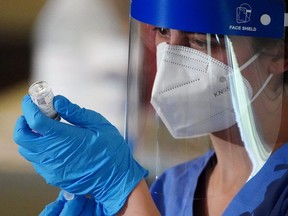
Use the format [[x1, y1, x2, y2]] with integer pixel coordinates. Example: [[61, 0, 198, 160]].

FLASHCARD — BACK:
[[189, 39, 208, 50], [153, 27, 171, 38]]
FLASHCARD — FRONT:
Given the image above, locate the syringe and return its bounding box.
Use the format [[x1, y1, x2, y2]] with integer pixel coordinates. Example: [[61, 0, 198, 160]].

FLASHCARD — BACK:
[[29, 81, 75, 201]]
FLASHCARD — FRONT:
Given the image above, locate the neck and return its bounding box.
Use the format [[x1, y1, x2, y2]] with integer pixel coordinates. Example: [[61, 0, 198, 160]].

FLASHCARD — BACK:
[[209, 127, 252, 190], [199, 129, 252, 216]]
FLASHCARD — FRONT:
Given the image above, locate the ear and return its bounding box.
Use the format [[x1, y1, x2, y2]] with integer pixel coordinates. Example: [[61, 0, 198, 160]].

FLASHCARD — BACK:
[[268, 58, 288, 74], [268, 41, 288, 74]]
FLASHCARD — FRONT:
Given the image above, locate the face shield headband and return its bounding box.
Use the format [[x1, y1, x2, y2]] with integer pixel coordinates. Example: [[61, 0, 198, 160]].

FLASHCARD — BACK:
[[131, 0, 287, 39]]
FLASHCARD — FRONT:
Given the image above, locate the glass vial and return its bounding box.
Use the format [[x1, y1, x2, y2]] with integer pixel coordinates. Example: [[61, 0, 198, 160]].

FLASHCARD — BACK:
[[29, 81, 60, 120]]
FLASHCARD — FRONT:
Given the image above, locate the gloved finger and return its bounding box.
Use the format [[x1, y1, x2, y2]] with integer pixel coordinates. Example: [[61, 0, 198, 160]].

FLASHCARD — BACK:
[[39, 192, 65, 216], [14, 116, 63, 154], [59, 195, 87, 216], [53, 95, 112, 128], [21, 95, 58, 135], [14, 116, 42, 149], [39, 201, 65, 216], [18, 146, 48, 164], [19, 95, 93, 147], [80, 197, 96, 216]]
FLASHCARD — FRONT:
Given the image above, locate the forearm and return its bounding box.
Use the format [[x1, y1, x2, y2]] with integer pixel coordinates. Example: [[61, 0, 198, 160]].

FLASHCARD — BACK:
[[117, 179, 160, 216]]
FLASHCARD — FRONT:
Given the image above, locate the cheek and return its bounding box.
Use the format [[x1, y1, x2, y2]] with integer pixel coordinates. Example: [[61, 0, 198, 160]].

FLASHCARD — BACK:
[[229, 38, 255, 66], [210, 48, 229, 65], [155, 35, 169, 46], [241, 60, 267, 97], [141, 25, 157, 52]]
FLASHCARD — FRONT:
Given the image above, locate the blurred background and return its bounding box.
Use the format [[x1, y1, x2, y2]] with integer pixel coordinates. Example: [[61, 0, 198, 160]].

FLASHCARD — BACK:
[[0, 0, 129, 215]]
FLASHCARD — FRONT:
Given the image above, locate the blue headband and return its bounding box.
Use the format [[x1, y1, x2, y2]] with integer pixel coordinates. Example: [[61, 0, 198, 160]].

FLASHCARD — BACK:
[[131, 0, 286, 38]]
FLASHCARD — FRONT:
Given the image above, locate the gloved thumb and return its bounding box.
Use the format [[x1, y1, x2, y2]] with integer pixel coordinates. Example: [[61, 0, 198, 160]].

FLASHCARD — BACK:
[[21, 95, 57, 135], [54, 95, 111, 128]]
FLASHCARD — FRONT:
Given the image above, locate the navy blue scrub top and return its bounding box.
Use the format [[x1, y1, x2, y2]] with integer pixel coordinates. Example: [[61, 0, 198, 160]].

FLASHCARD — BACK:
[[150, 144, 288, 215]]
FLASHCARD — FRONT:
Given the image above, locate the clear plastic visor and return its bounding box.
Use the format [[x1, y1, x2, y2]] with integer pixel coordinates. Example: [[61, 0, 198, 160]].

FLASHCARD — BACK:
[[125, 18, 287, 200]]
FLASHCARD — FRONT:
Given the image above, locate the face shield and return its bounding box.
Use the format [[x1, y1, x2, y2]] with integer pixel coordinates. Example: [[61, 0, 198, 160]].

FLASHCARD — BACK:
[[126, 0, 287, 197]]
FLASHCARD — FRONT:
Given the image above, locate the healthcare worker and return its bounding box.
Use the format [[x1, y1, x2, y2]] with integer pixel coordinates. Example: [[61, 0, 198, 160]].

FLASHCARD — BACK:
[[13, 0, 288, 215]]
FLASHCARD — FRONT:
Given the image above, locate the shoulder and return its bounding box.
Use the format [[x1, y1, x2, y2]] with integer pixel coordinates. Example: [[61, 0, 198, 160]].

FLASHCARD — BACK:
[[224, 144, 288, 215]]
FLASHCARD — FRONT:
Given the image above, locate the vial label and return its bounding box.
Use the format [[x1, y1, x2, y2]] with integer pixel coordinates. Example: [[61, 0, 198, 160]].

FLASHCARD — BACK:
[[29, 81, 59, 119]]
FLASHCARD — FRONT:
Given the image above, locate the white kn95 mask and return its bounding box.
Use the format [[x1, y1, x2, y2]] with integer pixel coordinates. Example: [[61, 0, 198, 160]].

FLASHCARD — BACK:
[[150, 42, 270, 139]]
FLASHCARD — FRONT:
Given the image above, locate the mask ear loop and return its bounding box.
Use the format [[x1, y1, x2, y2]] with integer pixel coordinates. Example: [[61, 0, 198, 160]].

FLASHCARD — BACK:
[[239, 53, 260, 71], [239, 52, 274, 103], [250, 74, 274, 103]]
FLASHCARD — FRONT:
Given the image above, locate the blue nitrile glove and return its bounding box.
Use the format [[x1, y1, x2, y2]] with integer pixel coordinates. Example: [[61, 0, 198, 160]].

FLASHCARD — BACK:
[[40, 191, 96, 216], [14, 95, 147, 216]]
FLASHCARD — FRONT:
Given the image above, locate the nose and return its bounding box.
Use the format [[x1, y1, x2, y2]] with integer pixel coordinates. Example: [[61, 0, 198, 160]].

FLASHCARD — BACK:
[[169, 30, 190, 47]]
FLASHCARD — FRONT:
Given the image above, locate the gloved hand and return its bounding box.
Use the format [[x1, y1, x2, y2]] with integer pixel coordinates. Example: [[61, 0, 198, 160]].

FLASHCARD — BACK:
[[40, 191, 96, 216], [14, 95, 147, 216]]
